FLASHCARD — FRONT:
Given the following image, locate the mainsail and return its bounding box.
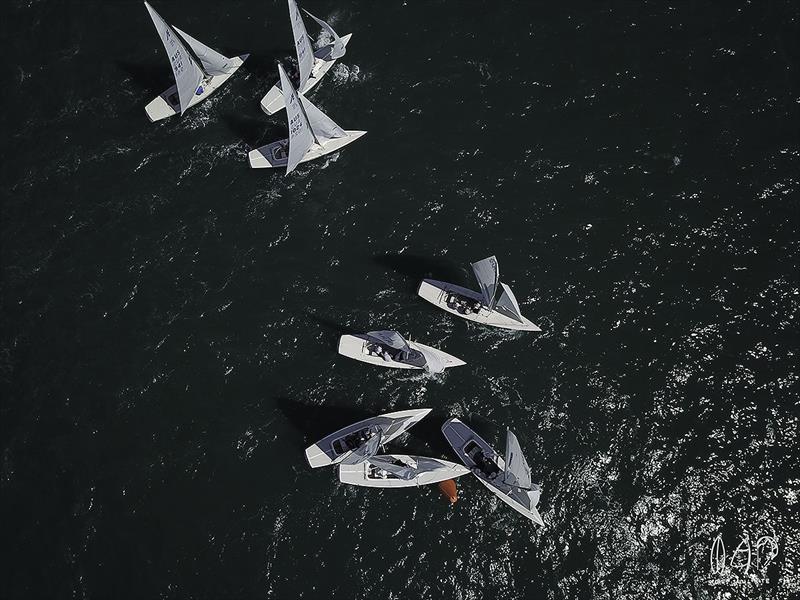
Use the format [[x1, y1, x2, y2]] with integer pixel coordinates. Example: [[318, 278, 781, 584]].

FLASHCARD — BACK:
[[494, 283, 524, 323], [303, 9, 346, 59], [471, 256, 500, 309], [367, 331, 409, 352], [173, 26, 233, 75], [144, 2, 204, 115], [278, 62, 315, 174], [301, 96, 348, 143], [368, 456, 417, 480], [341, 429, 382, 465], [503, 429, 532, 490], [288, 0, 315, 90]]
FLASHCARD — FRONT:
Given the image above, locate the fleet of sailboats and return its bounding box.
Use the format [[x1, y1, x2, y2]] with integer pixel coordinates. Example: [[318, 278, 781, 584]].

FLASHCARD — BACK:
[[138, 1, 546, 527]]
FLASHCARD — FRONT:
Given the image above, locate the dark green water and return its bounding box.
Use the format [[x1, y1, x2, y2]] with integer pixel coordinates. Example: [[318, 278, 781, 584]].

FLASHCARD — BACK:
[[1, 1, 798, 598]]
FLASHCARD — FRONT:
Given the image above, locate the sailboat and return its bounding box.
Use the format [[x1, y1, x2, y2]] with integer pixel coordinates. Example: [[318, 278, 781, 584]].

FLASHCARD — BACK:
[[338, 455, 470, 488], [417, 256, 541, 331], [260, 0, 352, 115], [143, 2, 248, 122], [305, 408, 431, 468], [337, 330, 465, 373], [248, 63, 365, 173], [442, 418, 544, 525]]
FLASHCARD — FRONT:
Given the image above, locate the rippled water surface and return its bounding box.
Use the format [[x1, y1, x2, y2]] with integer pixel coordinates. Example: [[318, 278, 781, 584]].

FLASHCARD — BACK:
[[1, 1, 798, 598]]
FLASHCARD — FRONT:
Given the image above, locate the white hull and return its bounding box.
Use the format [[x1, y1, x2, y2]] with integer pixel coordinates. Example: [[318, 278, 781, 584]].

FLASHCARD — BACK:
[[145, 54, 248, 122], [338, 455, 469, 488], [442, 418, 543, 525], [418, 280, 540, 331], [337, 335, 465, 370], [248, 130, 366, 169], [260, 34, 352, 115], [305, 408, 431, 469]]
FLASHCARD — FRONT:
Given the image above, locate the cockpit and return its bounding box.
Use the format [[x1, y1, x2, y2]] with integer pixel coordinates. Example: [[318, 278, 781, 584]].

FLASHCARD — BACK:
[[445, 292, 482, 315]]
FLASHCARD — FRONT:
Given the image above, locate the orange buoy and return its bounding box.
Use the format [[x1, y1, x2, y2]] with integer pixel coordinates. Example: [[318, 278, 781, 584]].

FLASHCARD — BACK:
[[438, 479, 458, 504]]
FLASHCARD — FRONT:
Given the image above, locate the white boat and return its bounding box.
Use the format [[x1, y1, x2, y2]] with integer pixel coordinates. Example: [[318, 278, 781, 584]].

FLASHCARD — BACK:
[[337, 331, 465, 373], [143, 2, 248, 122], [248, 62, 365, 173], [305, 408, 431, 468], [417, 256, 540, 331], [338, 454, 470, 488], [442, 418, 544, 526], [260, 0, 351, 115]]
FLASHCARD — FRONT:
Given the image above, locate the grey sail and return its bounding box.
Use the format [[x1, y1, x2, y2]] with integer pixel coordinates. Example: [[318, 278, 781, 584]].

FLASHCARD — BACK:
[[278, 62, 314, 175], [303, 9, 346, 59], [288, 0, 315, 91], [494, 283, 524, 323], [144, 2, 204, 115], [341, 429, 382, 465], [417, 346, 446, 374], [504, 429, 532, 490], [299, 96, 347, 143], [173, 26, 232, 75], [366, 330, 409, 352], [368, 456, 417, 480], [471, 256, 500, 309]]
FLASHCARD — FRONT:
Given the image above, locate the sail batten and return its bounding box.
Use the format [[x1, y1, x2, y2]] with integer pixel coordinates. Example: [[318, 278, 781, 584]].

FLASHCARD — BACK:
[[144, 2, 204, 115], [173, 26, 232, 76], [471, 256, 500, 309], [278, 62, 315, 174], [303, 9, 346, 59], [288, 0, 315, 91]]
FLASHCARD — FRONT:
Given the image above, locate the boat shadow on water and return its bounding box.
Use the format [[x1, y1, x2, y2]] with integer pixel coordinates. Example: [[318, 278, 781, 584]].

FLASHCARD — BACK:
[[221, 113, 285, 150], [115, 59, 172, 98], [372, 253, 466, 295]]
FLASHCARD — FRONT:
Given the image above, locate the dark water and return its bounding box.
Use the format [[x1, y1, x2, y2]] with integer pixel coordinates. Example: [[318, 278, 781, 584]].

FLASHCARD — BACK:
[[2, 1, 798, 598]]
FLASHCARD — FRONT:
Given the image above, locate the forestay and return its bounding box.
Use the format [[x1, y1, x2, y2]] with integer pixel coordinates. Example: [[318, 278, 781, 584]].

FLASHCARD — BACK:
[[288, 0, 315, 90], [144, 2, 204, 115], [504, 429, 532, 490], [278, 63, 314, 174], [173, 26, 232, 75], [471, 256, 500, 309], [368, 456, 417, 480], [341, 429, 382, 465], [494, 283, 524, 323], [303, 9, 346, 59], [301, 96, 348, 143]]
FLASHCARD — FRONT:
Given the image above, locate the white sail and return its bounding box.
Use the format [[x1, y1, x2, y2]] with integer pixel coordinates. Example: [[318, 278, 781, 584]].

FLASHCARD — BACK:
[[299, 96, 347, 143], [417, 346, 446, 374], [494, 283, 524, 323], [471, 256, 500, 309], [278, 63, 315, 175], [173, 26, 233, 75], [144, 2, 205, 115], [288, 0, 315, 91], [303, 9, 346, 59], [504, 429, 532, 490]]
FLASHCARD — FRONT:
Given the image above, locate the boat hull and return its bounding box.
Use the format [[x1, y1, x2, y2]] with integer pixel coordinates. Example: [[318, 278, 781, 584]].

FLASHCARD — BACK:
[[442, 418, 543, 525], [304, 408, 431, 469], [259, 34, 352, 115], [247, 131, 366, 170], [338, 455, 469, 488], [145, 54, 248, 122], [337, 335, 465, 370], [417, 279, 540, 331]]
